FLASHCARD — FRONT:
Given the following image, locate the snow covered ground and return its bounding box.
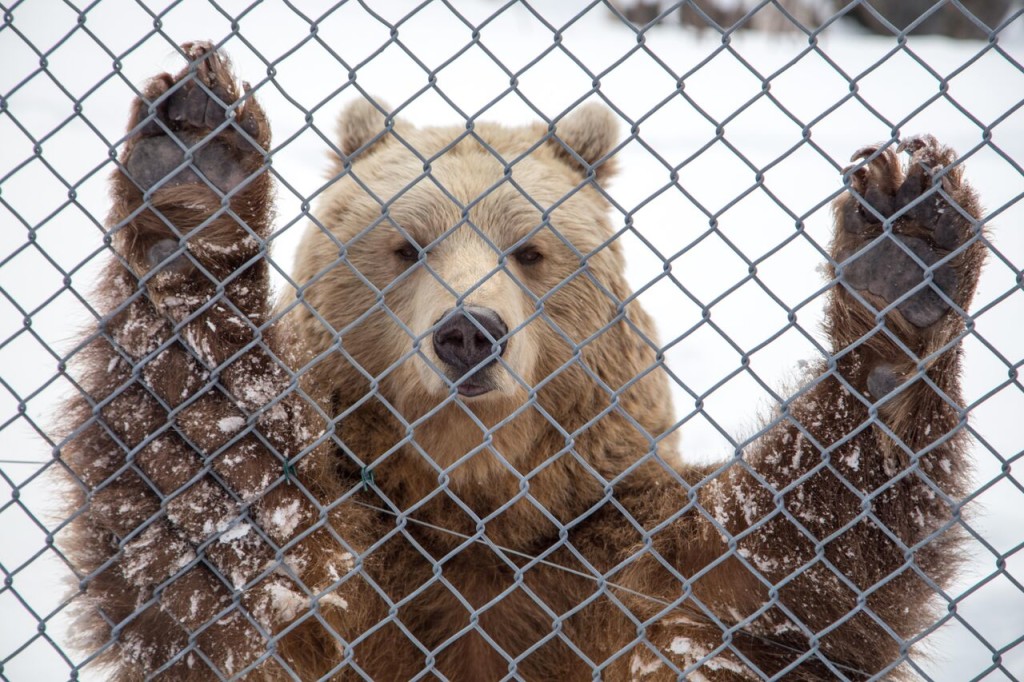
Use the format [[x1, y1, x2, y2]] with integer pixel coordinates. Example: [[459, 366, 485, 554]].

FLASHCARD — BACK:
[[1, 1, 1022, 679]]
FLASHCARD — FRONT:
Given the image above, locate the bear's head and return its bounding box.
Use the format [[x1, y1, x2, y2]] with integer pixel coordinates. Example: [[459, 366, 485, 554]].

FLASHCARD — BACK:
[[289, 99, 676, 487]]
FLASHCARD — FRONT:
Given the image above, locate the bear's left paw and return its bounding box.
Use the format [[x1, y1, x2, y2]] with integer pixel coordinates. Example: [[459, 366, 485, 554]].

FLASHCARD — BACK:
[[110, 42, 274, 287], [124, 41, 268, 197]]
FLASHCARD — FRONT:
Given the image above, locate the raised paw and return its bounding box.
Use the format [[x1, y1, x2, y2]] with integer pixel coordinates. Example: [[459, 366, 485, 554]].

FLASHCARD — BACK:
[[834, 135, 983, 330], [124, 41, 269, 196], [112, 41, 273, 279]]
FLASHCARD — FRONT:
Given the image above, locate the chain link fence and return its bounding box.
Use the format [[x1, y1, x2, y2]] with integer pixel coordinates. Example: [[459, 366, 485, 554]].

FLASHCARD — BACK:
[[2, 1, 1023, 680]]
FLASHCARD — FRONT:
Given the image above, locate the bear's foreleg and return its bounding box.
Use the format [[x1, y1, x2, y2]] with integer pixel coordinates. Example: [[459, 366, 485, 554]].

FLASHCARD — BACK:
[[599, 138, 986, 680], [58, 43, 374, 680], [693, 137, 985, 677]]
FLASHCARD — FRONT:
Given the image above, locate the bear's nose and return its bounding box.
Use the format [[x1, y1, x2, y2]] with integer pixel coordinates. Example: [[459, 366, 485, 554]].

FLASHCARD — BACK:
[[432, 306, 508, 374]]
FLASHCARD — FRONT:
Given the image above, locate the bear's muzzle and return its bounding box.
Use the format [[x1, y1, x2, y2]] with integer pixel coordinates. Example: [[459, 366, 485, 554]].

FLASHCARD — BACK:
[[432, 306, 509, 396]]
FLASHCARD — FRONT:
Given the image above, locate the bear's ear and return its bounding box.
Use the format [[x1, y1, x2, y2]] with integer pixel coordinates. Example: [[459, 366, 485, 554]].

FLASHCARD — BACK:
[[548, 103, 619, 181], [336, 98, 406, 157]]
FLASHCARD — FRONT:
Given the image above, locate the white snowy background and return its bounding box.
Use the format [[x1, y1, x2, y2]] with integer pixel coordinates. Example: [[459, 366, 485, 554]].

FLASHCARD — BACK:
[[1, 1, 1022, 680]]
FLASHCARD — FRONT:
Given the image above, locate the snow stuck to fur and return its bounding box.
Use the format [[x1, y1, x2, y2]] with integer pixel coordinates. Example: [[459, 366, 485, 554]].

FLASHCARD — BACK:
[[662, 634, 751, 680], [264, 582, 307, 622], [269, 498, 304, 539], [669, 637, 692, 655], [218, 415, 246, 434], [842, 446, 862, 472], [629, 651, 664, 678], [219, 522, 251, 543], [321, 592, 349, 611]]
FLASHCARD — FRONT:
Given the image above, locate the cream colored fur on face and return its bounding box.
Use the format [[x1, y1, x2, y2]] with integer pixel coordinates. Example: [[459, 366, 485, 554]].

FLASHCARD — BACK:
[[286, 98, 675, 482]]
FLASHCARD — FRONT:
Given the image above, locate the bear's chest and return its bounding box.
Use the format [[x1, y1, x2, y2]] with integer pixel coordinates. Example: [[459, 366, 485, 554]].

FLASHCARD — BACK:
[[392, 543, 601, 680]]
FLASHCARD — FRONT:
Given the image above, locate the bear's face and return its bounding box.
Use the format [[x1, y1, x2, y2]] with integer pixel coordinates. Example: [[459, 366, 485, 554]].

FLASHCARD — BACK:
[[293, 102, 667, 444]]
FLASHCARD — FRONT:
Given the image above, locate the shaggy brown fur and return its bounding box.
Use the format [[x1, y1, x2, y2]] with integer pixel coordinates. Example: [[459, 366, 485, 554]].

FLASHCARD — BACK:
[[56, 43, 985, 681]]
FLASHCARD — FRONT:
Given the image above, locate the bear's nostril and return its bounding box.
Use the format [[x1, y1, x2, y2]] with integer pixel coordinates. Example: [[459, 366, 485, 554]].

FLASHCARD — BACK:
[[432, 306, 508, 375], [436, 327, 464, 347]]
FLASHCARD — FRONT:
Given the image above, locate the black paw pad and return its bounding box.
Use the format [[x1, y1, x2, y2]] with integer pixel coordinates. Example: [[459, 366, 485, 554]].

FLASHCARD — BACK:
[[147, 238, 194, 275], [843, 235, 957, 328], [126, 136, 251, 194], [165, 78, 232, 131], [867, 364, 904, 400]]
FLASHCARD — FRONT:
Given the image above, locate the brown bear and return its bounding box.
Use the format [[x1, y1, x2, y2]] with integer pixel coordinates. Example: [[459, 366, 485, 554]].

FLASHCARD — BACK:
[[56, 42, 986, 680]]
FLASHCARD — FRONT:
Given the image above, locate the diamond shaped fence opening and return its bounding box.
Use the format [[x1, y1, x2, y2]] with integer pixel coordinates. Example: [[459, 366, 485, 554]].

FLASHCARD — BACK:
[[1, 1, 1023, 680]]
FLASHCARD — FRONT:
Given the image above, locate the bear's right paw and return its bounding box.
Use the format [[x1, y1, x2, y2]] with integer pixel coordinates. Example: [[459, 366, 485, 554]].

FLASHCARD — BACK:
[[835, 136, 982, 329]]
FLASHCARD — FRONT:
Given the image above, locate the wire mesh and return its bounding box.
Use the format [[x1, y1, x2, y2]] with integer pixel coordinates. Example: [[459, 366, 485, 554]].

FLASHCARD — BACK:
[[1, 1, 1023, 680]]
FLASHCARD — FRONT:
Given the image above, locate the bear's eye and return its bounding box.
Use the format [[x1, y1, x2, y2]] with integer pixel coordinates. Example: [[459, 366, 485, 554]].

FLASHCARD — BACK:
[[513, 245, 543, 266], [394, 242, 420, 263]]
